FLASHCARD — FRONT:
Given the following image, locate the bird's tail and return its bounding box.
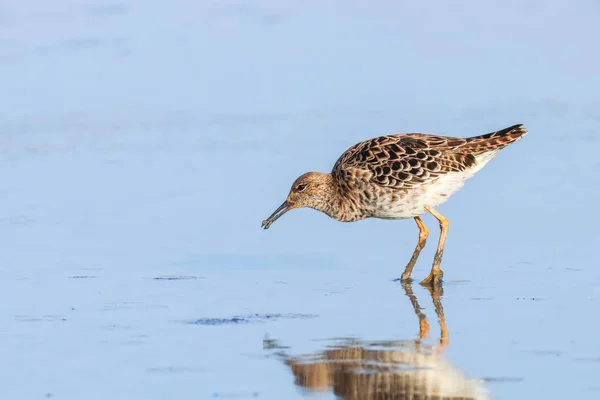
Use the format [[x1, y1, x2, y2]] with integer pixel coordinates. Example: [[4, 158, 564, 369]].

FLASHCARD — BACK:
[[461, 124, 527, 156]]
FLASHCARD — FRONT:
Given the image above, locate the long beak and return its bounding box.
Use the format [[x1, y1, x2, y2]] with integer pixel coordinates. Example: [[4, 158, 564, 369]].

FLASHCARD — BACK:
[[261, 200, 294, 229]]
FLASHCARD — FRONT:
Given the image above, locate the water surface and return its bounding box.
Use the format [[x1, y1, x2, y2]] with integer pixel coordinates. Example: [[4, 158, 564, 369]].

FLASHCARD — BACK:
[[1, 1, 599, 399]]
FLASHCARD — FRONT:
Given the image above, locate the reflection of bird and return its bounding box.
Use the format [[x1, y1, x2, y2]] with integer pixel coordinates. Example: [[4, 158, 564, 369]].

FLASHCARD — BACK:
[[262, 124, 527, 286], [264, 284, 489, 400]]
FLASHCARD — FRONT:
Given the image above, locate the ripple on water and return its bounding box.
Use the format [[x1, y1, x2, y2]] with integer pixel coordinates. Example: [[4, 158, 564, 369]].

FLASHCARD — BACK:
[[151, 275, 204, 280], [182, 313, 318, 326]]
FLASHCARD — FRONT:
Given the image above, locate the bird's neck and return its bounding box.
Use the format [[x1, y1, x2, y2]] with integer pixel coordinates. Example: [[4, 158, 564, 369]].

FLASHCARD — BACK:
[[318, 177, 363, 223]]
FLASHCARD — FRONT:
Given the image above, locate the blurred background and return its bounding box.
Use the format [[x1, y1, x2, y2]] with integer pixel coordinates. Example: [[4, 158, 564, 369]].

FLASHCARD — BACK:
[[0, 1, 599, 399]]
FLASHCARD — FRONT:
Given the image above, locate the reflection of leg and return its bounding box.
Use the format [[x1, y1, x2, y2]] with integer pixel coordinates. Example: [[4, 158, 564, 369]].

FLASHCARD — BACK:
[[423, 284, 449, 354], [420, 206, 448, 287], [401, 217, 429, 282], [402, 282, 429, 344]]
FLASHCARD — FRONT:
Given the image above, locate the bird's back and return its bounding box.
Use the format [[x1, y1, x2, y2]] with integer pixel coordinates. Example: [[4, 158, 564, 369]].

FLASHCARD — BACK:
[[329, 124, 527, 220], [331, 124, 527, 185]]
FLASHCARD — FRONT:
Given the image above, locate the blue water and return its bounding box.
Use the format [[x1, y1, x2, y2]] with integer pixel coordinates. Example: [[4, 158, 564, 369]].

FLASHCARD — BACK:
[[1, 1, 599, 399]]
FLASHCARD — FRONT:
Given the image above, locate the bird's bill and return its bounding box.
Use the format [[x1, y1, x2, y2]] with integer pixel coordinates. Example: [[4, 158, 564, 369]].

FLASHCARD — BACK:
[[261, 201, 294, 229]]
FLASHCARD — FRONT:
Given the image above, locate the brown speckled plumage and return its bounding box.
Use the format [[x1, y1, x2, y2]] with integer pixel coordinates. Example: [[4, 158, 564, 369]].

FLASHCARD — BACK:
[[332, 124, 526, 190], [262, 124, 527, 287]]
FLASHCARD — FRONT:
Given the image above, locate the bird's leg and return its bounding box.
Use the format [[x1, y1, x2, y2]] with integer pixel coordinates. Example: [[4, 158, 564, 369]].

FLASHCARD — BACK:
[[400, 216, 429, 282], [420, 206, 448, 288]]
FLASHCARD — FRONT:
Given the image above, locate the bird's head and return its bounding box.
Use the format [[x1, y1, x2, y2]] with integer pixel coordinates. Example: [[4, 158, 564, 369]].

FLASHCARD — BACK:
[[261, 172, 335, 229]]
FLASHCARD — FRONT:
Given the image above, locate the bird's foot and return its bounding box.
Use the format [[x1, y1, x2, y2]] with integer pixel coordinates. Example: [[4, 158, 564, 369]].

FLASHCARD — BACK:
[[401, 269, 414, 281], [393, 272, 414, 284], [419, 269, 443, 288]]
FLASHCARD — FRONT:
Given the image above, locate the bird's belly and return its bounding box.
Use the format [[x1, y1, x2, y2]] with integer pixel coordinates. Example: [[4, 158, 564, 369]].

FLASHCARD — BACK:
[[370, 169, 478, 220]]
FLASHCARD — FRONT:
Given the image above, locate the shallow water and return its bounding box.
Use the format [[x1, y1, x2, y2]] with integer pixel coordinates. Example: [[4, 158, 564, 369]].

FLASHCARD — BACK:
[[1, 1, 600, 399]]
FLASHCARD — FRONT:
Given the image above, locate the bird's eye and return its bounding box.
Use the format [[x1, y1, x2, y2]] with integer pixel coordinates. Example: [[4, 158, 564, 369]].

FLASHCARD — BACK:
[[296, 183, 307, 191]]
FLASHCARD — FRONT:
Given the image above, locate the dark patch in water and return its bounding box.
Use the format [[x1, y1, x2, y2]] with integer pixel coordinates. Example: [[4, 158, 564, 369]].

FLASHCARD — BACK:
[[311, 336, 356, 342], [69, 275, 96, 279], [187, 317, 249, 326], [15, 315, 67, 322], [152, 275, 202, 281], [184, 313, 317, 326], [516, 297, 545, 301], [263, 338, 290, 350], [483, 376, 524, 383]]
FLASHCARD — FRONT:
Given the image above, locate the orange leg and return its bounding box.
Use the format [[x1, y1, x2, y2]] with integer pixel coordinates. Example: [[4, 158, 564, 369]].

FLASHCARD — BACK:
[[420, 206, 448, 288], [401, 216, 429, 282]]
